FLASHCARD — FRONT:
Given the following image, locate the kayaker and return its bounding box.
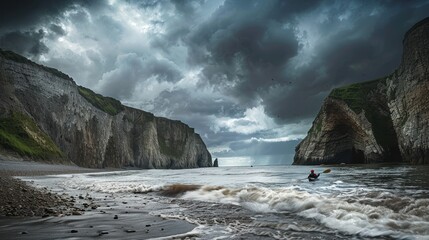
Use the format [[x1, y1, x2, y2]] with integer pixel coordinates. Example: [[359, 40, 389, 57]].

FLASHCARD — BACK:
[[308, 170, 320, 180]]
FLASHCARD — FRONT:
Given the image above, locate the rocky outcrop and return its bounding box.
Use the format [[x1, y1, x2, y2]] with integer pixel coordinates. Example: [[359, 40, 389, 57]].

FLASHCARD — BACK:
[[294, 17, 429, 165], [0, 50, 212, 168], [213, 158, 219, 167]]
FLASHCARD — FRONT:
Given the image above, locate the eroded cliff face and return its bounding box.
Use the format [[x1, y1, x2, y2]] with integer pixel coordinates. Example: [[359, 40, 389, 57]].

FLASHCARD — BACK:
[[0, 50, 212, 168], [294, 17, 429, 165], [387, 19, 429, 164]]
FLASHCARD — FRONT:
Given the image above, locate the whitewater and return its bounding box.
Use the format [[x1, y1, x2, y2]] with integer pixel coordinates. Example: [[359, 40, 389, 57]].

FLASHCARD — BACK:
[[22, 165, 429, 239]]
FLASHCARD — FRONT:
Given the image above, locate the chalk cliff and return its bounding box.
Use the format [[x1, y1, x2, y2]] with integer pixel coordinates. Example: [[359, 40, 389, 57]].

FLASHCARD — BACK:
[[0, 50, 212, 168], [294, 17, 429, 165]]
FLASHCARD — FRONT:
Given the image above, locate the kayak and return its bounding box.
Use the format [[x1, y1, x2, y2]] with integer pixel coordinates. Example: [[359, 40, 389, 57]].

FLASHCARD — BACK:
[[308, 177, 319, 182]]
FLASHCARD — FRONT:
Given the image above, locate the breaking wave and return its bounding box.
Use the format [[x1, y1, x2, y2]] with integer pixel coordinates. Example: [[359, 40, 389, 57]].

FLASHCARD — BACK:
[[163, 184, 429, 239]]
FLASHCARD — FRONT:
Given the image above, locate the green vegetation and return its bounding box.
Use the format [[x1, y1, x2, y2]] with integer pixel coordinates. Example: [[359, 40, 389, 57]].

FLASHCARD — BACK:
[[78, 86, 124, 116], [0, 49, 74, 81], [0, 112, 64, 159], [329, 77, 398, 151], [329, 78, 384, 113]]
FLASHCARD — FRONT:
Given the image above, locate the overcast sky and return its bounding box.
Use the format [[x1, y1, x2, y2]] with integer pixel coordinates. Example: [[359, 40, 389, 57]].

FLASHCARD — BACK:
[[1, 0, 428, 166]]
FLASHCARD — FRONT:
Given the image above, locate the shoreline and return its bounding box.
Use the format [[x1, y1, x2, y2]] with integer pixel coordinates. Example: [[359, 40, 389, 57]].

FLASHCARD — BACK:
[[0, 155, 111, 177], [0, 157, 197, 239]]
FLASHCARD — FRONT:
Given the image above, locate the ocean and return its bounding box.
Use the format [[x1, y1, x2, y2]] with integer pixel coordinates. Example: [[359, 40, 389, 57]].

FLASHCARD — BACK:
[[22, 165, 429, 239]]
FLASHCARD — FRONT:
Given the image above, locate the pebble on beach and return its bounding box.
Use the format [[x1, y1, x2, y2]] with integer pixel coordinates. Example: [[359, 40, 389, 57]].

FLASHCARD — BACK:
[[0, 175, 78, 217]]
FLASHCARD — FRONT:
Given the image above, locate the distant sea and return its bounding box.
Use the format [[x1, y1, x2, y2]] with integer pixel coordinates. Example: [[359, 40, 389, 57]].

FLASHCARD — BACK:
[[23, 165, 429, 239]]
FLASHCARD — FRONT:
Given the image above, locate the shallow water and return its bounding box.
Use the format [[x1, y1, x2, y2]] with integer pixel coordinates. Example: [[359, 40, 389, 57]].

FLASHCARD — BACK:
[[23, 165, 429, 239]]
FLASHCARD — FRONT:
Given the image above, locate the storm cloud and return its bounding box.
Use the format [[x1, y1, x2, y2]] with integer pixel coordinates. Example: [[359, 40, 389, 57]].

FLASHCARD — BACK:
[[186, 0, 429, 123], [0, 30, 48, 56], [1, 0, 428, 165]]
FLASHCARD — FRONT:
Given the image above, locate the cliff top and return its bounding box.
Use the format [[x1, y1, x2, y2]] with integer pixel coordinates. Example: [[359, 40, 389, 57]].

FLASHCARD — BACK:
[[329, 78, 383, 113], [0, 49, 74, 82], [403, 16, 429, 43], [78, 86, 124, 116]]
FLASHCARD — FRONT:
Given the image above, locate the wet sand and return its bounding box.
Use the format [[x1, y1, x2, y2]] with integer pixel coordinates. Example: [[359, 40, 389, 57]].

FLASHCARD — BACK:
[[0, 212, 196, 240], [0, 156, 197, 239]]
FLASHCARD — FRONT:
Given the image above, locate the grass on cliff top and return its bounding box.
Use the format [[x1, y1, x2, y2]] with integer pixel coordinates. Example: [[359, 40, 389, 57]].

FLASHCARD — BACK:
[[78, 86, 124, 116], [0, 49, 74, 81], [329, 78, 384, 113], [0, 112, 64, 159]]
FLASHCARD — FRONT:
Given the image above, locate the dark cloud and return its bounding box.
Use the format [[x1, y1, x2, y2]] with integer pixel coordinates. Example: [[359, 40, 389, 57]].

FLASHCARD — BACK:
[[98, 53, 183, 99], [186, 0, 309, 103], [0, 30, 48, 57], [185, 0, 429, 124], [0, 0, 105, 59], [0, 0, 66, 30], [0, 0, 103, 31], [154, 89, 244, 118], [262, 1, 429, 123]]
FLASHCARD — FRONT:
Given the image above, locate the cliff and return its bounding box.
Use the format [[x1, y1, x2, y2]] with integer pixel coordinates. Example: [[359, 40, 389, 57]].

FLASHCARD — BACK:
[[294, 17, 429, 165], [0, 50, 212, 168]]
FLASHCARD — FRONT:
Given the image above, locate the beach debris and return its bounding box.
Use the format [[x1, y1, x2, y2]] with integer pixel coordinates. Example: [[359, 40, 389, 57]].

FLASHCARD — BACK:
[[114, 214, 118, 219], [125, 229, 136, 233], [71, 230, 78, 233]]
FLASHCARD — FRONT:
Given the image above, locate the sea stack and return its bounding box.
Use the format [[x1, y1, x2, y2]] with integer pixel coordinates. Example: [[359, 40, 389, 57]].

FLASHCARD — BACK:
[[294, 17, 429, 165], [213, 158, 219, 167]]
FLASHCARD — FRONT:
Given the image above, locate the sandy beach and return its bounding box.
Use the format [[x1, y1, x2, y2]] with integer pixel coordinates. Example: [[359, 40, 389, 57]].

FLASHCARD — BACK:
[[0, 155, 197, 239]]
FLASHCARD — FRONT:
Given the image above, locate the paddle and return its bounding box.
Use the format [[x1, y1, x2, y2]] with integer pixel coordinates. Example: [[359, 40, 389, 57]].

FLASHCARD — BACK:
[[322, 168, 331, 174]]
